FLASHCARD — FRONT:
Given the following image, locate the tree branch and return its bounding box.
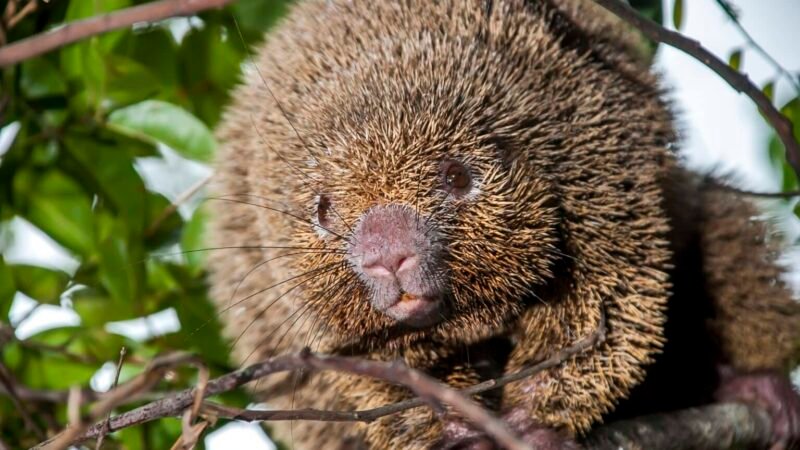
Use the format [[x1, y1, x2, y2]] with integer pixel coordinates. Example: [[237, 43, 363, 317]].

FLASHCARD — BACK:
[[592, 0, 800, 182], [30, 311, 606, 449], [0, 0, 236, 68], [713, 0, 800, 94], [22, 309, 775, 450], [585, 403, 772, 449]]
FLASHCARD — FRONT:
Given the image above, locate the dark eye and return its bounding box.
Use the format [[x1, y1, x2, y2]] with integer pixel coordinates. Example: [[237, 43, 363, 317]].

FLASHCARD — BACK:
[[317, 194, 332, 230], [441, 160, 471, 194]]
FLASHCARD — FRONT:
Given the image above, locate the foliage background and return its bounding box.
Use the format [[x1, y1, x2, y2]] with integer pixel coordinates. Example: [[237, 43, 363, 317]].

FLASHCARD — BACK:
[[0, 0, 796, 448]]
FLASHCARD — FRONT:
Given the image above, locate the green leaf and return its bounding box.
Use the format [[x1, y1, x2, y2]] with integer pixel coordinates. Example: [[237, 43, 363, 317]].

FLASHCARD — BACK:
[[71, 288, 130, 326], [61, 0, 132, 112], [181, 205, 208, 274], [171, 289, 229, 366], [780, 97, 800, 143], [672, 0, 684, 29], [728, 49, 742, 71], [104, 54, 163, 108], [60, 35, 107, 112], [64, 0, 131, 52], [177, 24, 245, 126], [22, 171, 95, 256], [20, 353, 98, 390], [117, 28, 180, 88], [12, 265, 70, 304], [762, 80, 775, 102], [144, 192, 184, 249], [63, 136, 148, 237], [107, 100, 217, 161], [20, 58, 67, 99], [98, 235, 136, 304], [768, 134, 798, 192], [0, 256, 16, 319], [231, 0, 292, 40]]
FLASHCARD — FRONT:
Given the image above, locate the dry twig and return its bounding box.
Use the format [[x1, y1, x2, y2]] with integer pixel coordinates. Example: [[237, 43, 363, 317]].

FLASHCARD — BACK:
[[7, 0, 38, 29], [95, 347, 127, 450], [171, 358, 210, 450], [37, 352, 201, 450], [146, 175, 211, 238], [31, 315, 606, 449], [713, 0, 800, 93], [0, 0, 236, 67], [0, 362, 45, 440]]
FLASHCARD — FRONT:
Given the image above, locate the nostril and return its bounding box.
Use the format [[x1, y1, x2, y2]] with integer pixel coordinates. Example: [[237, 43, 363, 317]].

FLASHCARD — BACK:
[[361, 253, 417, 278], [362, 261, 394, 278], [396, 255, 418, 274]]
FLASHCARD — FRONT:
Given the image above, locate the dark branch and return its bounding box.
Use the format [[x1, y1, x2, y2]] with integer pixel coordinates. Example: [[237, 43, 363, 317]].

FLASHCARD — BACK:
[[713, 0, 800, 93], [30, 312, 607, 449], [585, 403, 772, 450], [593, 0, 800, 183], [0, 0, 236, 68]]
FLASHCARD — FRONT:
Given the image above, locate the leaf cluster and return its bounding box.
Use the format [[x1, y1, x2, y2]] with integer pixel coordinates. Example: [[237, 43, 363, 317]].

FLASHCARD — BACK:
[[0, 0, 289, 447]]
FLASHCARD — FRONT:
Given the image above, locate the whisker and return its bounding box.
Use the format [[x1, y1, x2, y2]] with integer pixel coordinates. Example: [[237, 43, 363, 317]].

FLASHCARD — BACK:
[[423, 191, 451, 232], [209, 195, 351, 242], [226, 250, 331, 311], [182, 261, 342, 347], [230, 16, 357, 238], [230, 262, 345, 354], [147, 245, 345, 263], [266, 268, 355, 359], [224, 261, 344, 322]]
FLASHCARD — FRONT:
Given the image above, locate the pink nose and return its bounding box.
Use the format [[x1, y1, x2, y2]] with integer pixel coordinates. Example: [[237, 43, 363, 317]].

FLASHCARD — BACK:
[[362, 254, 418, 278]]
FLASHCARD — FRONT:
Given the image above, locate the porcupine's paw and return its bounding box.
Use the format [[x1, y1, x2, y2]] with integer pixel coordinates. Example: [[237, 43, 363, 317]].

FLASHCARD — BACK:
[[435, 413, 581, 450], [436, 419, 495, 450], [505, 412, 581, 450], [715, 367, 800, 450]]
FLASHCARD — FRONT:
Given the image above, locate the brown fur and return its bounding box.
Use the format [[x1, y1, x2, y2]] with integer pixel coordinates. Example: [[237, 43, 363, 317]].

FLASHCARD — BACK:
[[207, 1, 800, 448]]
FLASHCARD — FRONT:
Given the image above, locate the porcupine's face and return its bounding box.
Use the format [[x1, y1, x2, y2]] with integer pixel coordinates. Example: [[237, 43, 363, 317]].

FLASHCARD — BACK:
[[284, 61, 564, 348]]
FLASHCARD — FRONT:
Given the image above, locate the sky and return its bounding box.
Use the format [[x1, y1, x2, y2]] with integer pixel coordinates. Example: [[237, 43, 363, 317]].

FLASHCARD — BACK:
[[0, 0, 798, 448]]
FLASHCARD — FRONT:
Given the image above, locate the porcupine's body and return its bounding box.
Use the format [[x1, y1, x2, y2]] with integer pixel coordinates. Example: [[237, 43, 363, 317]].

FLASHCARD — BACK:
[[207, 1, 800, 448]]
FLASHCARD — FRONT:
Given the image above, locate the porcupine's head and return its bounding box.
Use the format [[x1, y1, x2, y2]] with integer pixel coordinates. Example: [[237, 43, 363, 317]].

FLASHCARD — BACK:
[[211, 0, 672, 353], [265, 9, 564, 350]]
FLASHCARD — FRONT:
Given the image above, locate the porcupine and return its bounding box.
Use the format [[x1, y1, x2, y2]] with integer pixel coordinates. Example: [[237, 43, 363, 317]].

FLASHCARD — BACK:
[[206, 0, 800, 448]]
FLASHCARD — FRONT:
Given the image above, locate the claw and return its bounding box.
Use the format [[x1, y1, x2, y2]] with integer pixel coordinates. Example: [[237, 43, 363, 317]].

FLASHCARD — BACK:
[[715, 368, 800, 449]]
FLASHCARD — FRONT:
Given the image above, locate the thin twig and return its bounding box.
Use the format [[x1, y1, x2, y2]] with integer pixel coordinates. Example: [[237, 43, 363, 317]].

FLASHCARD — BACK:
[[66, 386, 83, 429], [172, 358, 210, 450], [38, 352, 201, 450], [145, 175, 211, 238], [592, 0, 800, 181], [7, 0, 38, 29], [713, 183, 800, 199], [95, 347, 127, 450], [300, 350, 530, 450], [0, 0, 236, 67], [0, 362, 46, 440], [31, 315, 607, 449], [0, 324, 146, 366], [713, 0, 800, 93]]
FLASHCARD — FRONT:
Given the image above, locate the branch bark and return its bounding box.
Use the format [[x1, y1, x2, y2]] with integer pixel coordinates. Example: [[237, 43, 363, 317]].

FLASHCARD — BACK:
[[0, 0, 236, 68], [592, 0, 800, 183], [585, 403, 772, 450], [29, 312, 605, 449]]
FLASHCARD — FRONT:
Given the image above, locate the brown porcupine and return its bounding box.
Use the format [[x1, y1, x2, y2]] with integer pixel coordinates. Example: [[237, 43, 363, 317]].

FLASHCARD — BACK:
[[206, 0, 800, 448]]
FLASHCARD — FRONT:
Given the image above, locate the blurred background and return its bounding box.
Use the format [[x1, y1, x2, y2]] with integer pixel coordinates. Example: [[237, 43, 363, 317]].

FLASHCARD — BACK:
[[0, 0, 797, 448]]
